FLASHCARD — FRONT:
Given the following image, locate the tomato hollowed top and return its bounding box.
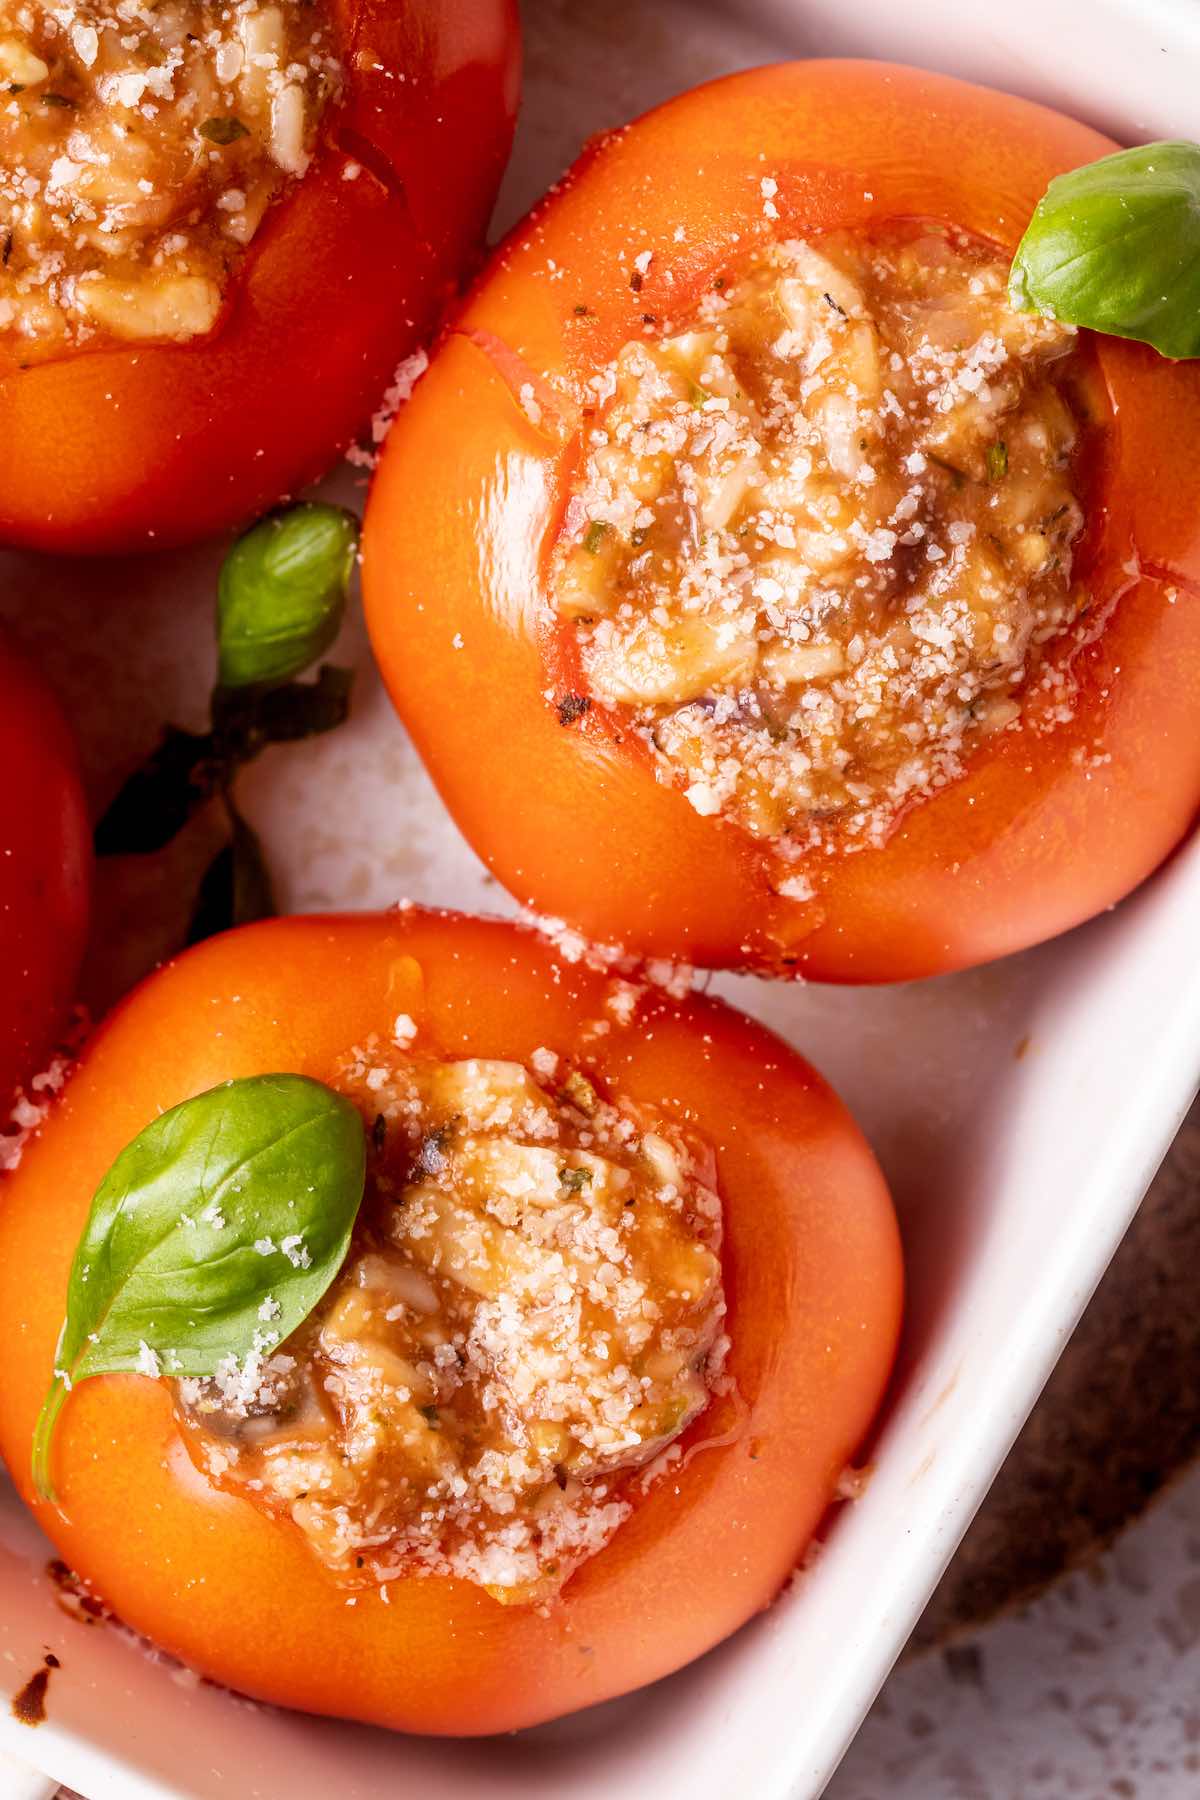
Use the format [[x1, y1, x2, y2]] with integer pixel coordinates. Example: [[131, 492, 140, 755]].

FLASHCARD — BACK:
[[176, 1041, 728, 1606], [0, 0, 340, 357], [553, 222, 1087, 859]]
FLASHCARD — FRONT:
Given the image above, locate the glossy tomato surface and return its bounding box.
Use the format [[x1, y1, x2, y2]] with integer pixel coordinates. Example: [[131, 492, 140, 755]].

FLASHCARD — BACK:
[[362, 61, 1200, 983], [0, 0, 520, 555], [0, 908, 901, 1734], [0, 629, 90, 1108]]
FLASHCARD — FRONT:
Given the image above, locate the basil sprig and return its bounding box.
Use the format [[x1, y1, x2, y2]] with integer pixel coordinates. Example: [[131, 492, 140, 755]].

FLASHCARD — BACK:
[[1010, 140, 1200, 359], [94, 502, 359, 941], [33, 1075, 366, 1503]]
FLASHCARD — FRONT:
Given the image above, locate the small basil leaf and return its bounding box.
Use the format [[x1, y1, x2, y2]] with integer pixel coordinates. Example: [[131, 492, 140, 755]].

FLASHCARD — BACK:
[[33, 1075, 365, 1502], [94, 726, 220, 856], [1010, 140, 1200, 359], [217, 504, 359, 691]]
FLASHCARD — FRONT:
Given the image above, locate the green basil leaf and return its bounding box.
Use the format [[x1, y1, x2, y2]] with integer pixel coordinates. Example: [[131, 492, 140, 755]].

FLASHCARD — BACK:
[[217, 504, 359, 691], [33, 1074, 365, 1502], [1010, 140, 1200, 359], [94, 726, 220, 856]]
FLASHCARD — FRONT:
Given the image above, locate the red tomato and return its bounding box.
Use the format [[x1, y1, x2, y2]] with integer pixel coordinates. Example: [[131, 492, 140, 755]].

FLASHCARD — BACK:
[[0, 0, 520, 555], [0, 909, 901, 1733], [0, 628, 90, 1109], [362, 61, 1200, 983]]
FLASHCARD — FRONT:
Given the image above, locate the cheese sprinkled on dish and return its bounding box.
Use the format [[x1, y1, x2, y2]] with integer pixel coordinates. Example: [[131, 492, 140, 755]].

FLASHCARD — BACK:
[[554, 225, 1086, 849], [176, 1050, 727, 1604], [0, 0, 339, 355]]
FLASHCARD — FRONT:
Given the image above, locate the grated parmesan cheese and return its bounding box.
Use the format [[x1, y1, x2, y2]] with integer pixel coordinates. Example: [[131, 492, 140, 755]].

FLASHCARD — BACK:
[[176, 1046, 727, 1604], [0, 0, 341, 355], [553, 223, 1086, 853]]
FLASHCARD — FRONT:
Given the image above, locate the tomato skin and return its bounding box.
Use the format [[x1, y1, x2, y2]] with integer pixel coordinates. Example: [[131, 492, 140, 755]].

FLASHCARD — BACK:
[[0, 0, 520, 556], [0, 909, 901, 1735], [362, 60, 1200, 984], [0, 630, 90, 1108]]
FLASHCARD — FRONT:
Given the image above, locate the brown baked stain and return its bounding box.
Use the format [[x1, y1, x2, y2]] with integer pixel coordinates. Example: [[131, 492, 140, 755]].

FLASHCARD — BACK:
[[47, 1556, 108, 1626], [908, 1448, 937, 1487], [11, 1651, 60, 1726], [918, 1365, 962, 1429]]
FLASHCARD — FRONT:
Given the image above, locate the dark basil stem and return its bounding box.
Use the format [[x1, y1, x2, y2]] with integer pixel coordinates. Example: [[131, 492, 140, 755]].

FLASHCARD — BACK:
[[94, 504, 359, 940], [33, 1075, 366, 1503], [1010, 140, 1200, 359]]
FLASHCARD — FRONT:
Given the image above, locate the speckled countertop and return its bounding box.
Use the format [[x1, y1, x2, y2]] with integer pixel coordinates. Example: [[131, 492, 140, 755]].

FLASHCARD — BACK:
[[828, 1094, 1200, 1797], [832, 1466, 1200, 1798]]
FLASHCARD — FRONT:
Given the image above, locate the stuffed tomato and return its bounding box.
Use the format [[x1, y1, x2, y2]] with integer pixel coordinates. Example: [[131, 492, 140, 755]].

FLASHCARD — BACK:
[[0, 0, 519, 553], [0, 908, 901, 1733], [363, 61, 1200, 982]]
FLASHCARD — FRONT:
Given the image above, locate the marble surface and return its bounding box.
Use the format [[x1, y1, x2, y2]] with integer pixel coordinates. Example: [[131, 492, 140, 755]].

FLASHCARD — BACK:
[[824, 1097, 1200, 1796], [832, 1463, 1200, 1799]]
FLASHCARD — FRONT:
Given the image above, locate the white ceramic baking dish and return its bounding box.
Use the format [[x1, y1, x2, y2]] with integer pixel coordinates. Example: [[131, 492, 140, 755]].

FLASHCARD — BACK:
[[2, 1, 1199, 1795]]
